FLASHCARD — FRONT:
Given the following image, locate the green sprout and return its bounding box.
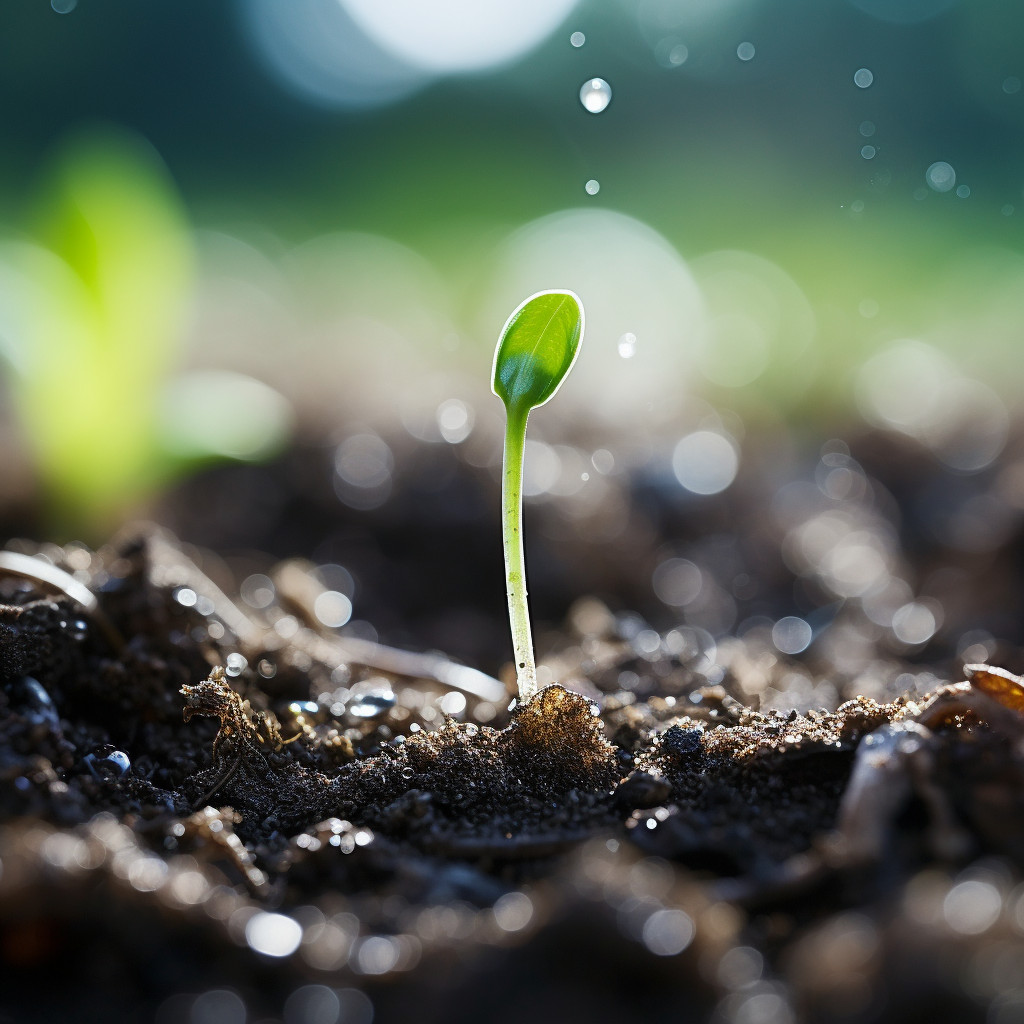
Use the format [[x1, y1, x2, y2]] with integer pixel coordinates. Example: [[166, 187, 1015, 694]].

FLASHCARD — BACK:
[[492, 289, 584, 701], [0, 127, 292, 539]]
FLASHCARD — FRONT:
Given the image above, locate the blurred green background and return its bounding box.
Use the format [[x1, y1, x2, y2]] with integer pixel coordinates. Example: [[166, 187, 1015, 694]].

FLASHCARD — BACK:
[[0, 0, 1021, 533]]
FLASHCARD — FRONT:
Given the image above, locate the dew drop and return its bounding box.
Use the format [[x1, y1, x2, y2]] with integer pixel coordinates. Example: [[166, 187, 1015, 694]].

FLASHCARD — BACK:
[[956, 184, 971, 198], [861, 145, 876, 160], [854, 67, 874, 88], [570, 31, 585, 48], [579, 78, 612, 114], [736, 41, 755, 61], [584, 178, 600, 195]]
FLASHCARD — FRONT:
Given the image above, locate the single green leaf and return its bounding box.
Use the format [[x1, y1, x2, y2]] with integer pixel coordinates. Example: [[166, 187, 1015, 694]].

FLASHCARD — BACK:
[[492, 289, 584, 413]]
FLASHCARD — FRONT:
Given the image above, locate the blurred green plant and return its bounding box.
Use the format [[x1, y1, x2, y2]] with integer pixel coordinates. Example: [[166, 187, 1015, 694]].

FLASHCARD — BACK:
[[492, 289, 584, 700], [0, 127, 292, 537]]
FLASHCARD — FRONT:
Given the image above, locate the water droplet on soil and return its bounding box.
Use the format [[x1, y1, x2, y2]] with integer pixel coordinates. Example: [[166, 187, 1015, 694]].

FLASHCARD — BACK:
[[348, 685, 396, 719]]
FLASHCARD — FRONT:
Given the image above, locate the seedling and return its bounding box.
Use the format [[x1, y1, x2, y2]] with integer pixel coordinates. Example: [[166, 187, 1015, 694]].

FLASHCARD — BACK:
[[492, 289, 584, 701], [0, 127, 292, 538]]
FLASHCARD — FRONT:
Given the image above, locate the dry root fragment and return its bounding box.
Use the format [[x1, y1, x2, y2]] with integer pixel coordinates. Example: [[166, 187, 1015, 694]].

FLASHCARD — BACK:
[[181, 666, 286, 809], [964, 662, 1024, 715]]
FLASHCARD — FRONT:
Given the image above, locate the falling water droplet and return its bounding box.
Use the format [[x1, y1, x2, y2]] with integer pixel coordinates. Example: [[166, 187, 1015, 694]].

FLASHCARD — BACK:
[[585, 179, 600, 195], [579, 78, 612, 114], [617, 332, 637, 358], [570, 31, 585, 47]]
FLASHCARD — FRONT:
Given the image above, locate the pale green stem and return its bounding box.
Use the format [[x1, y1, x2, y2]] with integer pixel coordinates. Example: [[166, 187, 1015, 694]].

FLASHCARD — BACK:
[[501, 403, 537, 700]]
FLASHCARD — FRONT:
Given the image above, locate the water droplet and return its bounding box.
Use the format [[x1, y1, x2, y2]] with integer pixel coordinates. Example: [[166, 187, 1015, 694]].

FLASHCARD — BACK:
[[225, 652, 248, 677], [655, 38, 688, 67], [956, 184, 971, 198], [892, 601, 938, 645], [579, 77, 612, 114], [51, 0, 77, 11], [771, 616, 813, 655], [175, 587, 198, 608], [1003, 76, 1021, 95], [672, 431, 739, 495], [493, 892, 534, 932], [854, 68, 874, 88], [570, 31, 585, 47], [69, 618, 88, 641], [584, 179, 600, 195], [642, 908, 695, 956], [12, 677, 60, 729], [464, 723, 479, 737], [240, 573, 275, 609], [401, 767, 415, 779], [436, 398, 473, 443], [438, 691, 467, 716], [84, 750, 131, 780], [859, 120, 876, 137], [348, 683, 396, 719], [736, 41, 755, 61], [314, 590, 353, 628], [289, 700, 320, 717], [926, 161, 956, 192], [245, 911, 303, 957], [861, 145, 876, 160], [617, 332, 637, 358], [652, 558, 702, 607]]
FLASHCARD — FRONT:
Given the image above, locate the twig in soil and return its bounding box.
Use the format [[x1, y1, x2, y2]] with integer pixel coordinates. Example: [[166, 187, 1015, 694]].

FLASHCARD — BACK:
[[146, 534, 508, 702], [0, 549, 124, 651]]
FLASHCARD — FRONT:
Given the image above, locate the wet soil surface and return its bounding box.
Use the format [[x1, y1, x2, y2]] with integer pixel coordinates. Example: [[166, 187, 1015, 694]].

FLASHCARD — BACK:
[[4, 427, 1024, 1024]]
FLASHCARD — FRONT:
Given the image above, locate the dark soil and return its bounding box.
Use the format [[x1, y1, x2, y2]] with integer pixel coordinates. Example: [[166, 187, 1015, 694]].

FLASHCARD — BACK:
[[3, 426, 1024, 1024]]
